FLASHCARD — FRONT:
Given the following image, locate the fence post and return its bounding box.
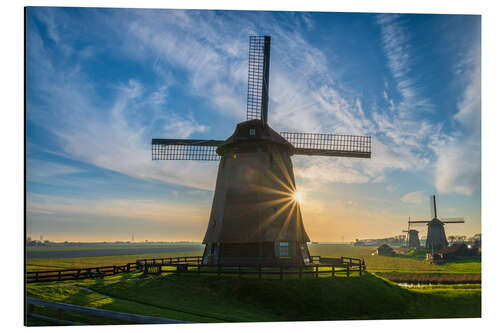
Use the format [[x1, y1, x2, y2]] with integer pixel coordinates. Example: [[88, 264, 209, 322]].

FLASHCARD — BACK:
[[315, 264, 319, 278], [58, 271, 61, 281], [198, 264, 201, 275], [347, 264, 350, 277], [35, 272, 39, 282], [280, 264, 283, 280], [331, 265, 335, 278]]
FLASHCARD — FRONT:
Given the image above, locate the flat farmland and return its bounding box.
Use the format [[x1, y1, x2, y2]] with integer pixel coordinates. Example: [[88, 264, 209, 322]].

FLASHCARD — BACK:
[[27, 245, 204, 259], [26, 243, 481, 283], [26, 244, 204, 271], [308, 244, 481, 273]]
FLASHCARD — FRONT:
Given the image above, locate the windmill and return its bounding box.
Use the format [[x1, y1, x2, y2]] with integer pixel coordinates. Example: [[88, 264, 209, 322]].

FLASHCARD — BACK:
[[408, 195, 465, 253], [402, 229, 420, 248], [152, 36, 372, 266]]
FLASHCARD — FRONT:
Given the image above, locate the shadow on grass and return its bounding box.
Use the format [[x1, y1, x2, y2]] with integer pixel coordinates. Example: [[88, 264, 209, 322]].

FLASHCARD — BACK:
[[27, 270, 481, 325]]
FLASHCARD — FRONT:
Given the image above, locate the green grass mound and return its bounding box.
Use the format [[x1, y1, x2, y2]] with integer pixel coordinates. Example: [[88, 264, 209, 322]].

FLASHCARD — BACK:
[[80, 273, 479, 321]]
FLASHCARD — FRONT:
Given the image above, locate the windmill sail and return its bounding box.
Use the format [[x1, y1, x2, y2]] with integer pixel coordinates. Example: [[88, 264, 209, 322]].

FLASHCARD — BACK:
[[441, 218, 465, 223], [152, 139, 224, 161], [151, 35, 372, 266], [247, 36, 271, 123], [280, 132, 371, 158], [430, 195, 437, 218]]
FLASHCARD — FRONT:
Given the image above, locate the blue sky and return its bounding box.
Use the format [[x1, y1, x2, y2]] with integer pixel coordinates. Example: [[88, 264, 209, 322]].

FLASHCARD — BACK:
[[26, 7, 481, 242]]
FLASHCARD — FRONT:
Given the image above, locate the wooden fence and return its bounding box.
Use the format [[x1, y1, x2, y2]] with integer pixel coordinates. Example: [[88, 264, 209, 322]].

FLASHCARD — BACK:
[[26, 255, 366, 283], [26, 298, 186, 325], [26, 263, 140, 283], [140, 256, 366, 280]]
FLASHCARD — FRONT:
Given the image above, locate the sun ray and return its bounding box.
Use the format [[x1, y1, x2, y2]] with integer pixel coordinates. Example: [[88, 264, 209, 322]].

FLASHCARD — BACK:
[[263, 166, 294, 194], [252, 199, 296, 237], [249, 183, 293, 197], [278, 200, 297, 240], [266, 144, 295, 192], [224, 196, 293, 218]]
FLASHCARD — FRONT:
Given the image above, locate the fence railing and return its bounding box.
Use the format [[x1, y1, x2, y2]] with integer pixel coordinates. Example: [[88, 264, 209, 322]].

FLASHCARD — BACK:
[[27, 256, 366, 283], [26, 263, 140, 283], [140, 256, 366, 279], [26, 298, 186, 325]]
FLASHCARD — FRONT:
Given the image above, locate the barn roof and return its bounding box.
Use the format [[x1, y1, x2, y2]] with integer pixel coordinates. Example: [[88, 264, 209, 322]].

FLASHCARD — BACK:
[[437, 243, 467, 254], [378, 244, 393, 250]]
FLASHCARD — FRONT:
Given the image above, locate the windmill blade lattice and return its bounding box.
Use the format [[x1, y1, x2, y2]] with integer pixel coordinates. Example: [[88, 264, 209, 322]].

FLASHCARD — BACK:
[[441, 218, 465, 223], [280, 132, 371, 158], [430, 195, 437, 219], [247, 36, 271, 123], [152, 139, 224, 161]]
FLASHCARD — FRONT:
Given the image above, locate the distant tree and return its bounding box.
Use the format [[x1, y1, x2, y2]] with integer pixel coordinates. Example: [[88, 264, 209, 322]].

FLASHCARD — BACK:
[[448, 235, 456, 244]]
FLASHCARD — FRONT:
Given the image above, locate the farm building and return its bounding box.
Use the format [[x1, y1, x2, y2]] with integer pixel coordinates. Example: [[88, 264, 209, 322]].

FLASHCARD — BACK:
[[436, 243, 480, 260], [377, 244, 395, 256], [427, 243, 480, 262]]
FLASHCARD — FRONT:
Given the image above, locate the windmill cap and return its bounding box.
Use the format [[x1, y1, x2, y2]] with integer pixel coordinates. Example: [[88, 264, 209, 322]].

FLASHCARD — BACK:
[[216, 119, 294, 155]]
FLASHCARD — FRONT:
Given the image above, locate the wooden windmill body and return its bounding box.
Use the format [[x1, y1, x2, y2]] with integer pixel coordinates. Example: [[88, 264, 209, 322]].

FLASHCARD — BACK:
[[408, 195, 465, 253], [402, 229, 420, 248], [152, 36, 371, 266]]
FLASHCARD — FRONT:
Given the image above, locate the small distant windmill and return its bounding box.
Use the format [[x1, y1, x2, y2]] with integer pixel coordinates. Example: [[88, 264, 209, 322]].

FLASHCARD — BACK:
[[152, 36, 371, 266], [402, 229, 420, 248], [408, 195, 465, 252]]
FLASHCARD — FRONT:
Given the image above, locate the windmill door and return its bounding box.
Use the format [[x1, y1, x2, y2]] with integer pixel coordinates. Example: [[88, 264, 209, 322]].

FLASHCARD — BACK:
[[300, 244, 310, 265]]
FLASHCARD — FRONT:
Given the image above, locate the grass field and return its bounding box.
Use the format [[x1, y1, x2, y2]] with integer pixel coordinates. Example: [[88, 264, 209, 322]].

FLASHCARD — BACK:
[[25, 243, 481, 325], [27, 244, 202, 252], [26, 250, 203, 271], [26, 271, 480, 325], [308, 244, 481, 284]]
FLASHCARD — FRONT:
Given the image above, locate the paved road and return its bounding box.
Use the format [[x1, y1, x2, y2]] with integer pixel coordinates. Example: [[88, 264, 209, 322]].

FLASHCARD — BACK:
[[26, 246, 204, 259]]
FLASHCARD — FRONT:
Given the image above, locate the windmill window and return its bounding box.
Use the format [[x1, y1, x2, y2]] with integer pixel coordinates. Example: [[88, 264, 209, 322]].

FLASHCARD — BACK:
[[249, 128, 256, 136], [279, 242, 289, 257]]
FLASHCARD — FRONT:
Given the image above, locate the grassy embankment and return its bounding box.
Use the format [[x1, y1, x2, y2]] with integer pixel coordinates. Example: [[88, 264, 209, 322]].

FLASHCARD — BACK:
[[26, 271, 480, 325], [26, 244, 481, 325]]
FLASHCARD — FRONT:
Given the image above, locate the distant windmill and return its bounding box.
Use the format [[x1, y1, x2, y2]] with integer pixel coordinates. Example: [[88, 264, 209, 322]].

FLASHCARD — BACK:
[[152, 36, 372, 266], [408, 195, 465, 252], [402, 229, 420, 248]]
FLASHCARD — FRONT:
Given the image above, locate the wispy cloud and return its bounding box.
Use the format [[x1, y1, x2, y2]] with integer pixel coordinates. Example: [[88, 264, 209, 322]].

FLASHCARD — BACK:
[[400, 191, 427, 204], [26, 193, 209, 241], [27, 159, 82, 183], [27, 9, 479, 197], [434, 43, 481, 195], [376, 14, 433, 116]]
